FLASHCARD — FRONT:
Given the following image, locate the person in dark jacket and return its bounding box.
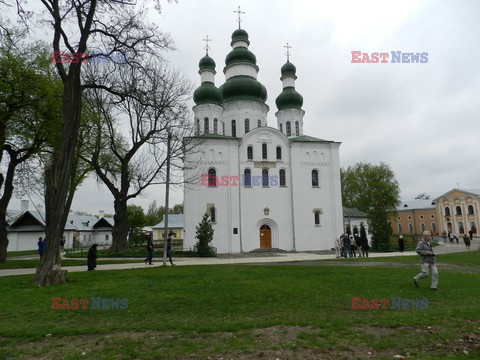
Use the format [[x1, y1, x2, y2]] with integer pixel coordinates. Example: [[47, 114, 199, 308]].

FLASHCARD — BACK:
[[354, 234, 362, 257], [87, 244, 97, 271], [167, 237, 175, 266], [398, 235, 405, 252], [463, 234, 471, 250], [37, 237, 45, 258], [145, 238, 154, 265], [361, 235, 369, 258], [343, 234, 351, 258]]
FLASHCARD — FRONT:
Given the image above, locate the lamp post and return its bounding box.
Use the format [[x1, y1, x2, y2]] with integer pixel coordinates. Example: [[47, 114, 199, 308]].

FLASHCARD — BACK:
[[162, 128, 172, 266]]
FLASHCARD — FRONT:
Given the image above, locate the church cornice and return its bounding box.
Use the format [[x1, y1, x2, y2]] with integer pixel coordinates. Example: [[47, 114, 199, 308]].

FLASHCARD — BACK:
[[300, 162, 331, 167]]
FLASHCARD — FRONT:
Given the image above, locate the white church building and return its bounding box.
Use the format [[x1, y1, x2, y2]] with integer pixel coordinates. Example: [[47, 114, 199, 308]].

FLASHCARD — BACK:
[[183, 25, 343, 253]]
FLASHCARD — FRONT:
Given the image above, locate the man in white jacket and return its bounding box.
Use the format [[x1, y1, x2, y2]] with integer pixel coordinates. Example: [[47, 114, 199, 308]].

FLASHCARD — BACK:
[[413, 231, 439, 290]]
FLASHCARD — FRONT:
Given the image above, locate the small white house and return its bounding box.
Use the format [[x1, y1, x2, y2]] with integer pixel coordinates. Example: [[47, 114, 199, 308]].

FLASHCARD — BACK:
[[6, 210, 114, 251]]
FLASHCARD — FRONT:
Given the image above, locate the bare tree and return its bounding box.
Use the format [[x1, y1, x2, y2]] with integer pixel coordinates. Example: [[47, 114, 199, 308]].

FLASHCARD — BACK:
[[9, 0, 175, 286], [82, 61, 196, 251]]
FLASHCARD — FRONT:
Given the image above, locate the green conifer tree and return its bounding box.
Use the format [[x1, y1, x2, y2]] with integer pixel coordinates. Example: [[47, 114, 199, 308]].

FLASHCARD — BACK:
[[194, 212, 215, 256]]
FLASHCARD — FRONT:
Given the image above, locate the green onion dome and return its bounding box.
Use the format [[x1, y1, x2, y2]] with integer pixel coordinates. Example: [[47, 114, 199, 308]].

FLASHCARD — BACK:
[[193, 82, 223, 106], [281, 61, 297, 78], [230, 29, 250, 46], [225, 46, 257, 67], [199, 55, 216, 71], [219, 75, 267, 103], [275, 87, 303, 110]]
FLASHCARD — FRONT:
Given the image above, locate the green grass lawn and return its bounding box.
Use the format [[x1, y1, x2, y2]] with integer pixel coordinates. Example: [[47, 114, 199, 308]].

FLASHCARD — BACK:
[[6, 250, 38, 257], [0, 259, 142, 270], [342, 249, 480, 267], [0, 254, 479, 359]]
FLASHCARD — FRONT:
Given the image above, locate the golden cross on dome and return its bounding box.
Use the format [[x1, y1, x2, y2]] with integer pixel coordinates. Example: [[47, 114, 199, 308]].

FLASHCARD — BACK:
[[284, 43, 292, 61], [203, 35, 212, 55], [234, 5, 245, 29]]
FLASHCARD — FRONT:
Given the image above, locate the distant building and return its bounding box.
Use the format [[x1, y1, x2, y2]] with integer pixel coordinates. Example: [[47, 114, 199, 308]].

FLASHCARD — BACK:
[[434, 189, 479, 236], [391, 189, 480, 236], [343, 207, 370, 241], [152, 214, 184, 243], [390, 200, 437, 236], [6, 209, 114, 251]]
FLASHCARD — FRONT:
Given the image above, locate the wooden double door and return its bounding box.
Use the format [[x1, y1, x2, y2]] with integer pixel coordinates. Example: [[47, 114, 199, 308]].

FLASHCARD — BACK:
[[260, 225, 272, 249]]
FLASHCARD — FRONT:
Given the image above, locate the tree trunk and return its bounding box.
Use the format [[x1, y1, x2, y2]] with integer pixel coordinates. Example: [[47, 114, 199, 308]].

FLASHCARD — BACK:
[[111, 198, 129, 251], [34, 78, 82, 286], [0, 156, 18, 263], [0, 215, 8, 263]]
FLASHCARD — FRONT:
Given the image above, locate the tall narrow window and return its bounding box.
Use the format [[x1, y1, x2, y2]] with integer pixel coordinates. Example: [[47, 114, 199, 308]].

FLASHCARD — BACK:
[[398, 224, 402, 233], [456, 206, 462, 215], [208, 168, 216, 187], [314, 212, 320, 225], [247, 146, 253, 160], [222, 122, 225, 135], [262, 143, 267, 160], [276, 146, 282, 160], [295, 121, 299, 136], [468, 205, 474, 215], [196, 119, 200, 135], [312, 170, 319, 187], [204, 118, 209, 134], [444, 207, 451, 216], [244, 169, 251, 186], [214, 119, 218, 134], [408, 223, 413, 233], [279, 169, 286, 187], [432, 223, 437, 233], [286, 121, 291, 136], [257, 119, 261, 127], [262, 169, 269, 187], [231, 120, 236, 137], [245, 118, 250, 133], [210, 207, 216, 223]]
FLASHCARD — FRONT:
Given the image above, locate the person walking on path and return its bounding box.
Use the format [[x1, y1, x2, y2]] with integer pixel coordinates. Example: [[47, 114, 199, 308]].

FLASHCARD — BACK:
[[354, 234, 363, 257], [463, 234, 471, 250], [87, 244, 98, 271], [37, 237, 45, 258], [343, 234, 351, 258], [335, 235, 342, 258], [413, 231, 438, 291], [361, 234, 369, 258], [448, 231, 453, 243], [166, 237, 175, 266], [398, 235, 405, 253], [454, 233, 459, 244], [145, 238, 154, 265], [468, 229, 473, 242]]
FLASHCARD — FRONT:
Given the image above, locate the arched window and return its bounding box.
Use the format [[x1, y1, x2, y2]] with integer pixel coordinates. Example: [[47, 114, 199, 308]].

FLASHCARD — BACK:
[[456, 206, 462, 215], [204, 118, 209, 134], [214, 119, 218, 134], [432, 223, 437, 233], [295, 121, 299, 136], [210, 207, 216, 223], [279, 169, 286, 187], [408, 223, 413, 233], [262, 143, 267, 160], [397, 223, 402, 233], [244, 169, 251, 186], [262, 169, 269, 187], [286, 121, 291, 136], [311, 170, 319, 187], [276, 146, 282, 160], [231, 120, 236, 137], [470, 222, 477, 234], [468, 205, 474, 215], [245, 118, 250, 133], [257, 119, 261, 127], [314, 212, 320, 225], [444, 207, 451, 216], [458, 222, 465, 234], [421, 223, 425, 232], [208, 168, 216, 187], [222, 122, 225, 135], [196, 119, 200, 135], [247, 146, 253, 160]]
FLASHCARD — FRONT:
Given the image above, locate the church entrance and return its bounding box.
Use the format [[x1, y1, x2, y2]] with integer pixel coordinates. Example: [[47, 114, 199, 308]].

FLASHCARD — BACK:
[[260, 225, 272, 249]]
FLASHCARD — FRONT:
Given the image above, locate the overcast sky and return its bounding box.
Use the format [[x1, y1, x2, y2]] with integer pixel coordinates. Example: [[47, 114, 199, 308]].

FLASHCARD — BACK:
[[8, 0, 480, 214]]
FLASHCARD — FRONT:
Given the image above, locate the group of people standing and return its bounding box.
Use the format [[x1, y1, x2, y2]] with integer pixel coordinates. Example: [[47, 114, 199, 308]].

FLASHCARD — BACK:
[[443, 230, 473, 249], [336, 233, 369, 258]]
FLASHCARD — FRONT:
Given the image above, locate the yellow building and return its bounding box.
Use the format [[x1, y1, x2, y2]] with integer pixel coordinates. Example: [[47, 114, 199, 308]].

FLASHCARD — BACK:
[[434, 189, 479, 236], [391, 200, 438, 236], [152, 214, 184, 242]]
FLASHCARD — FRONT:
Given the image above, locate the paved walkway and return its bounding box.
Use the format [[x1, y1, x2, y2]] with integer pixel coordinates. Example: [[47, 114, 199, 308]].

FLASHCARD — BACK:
[[1, 240, 477, 278]]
